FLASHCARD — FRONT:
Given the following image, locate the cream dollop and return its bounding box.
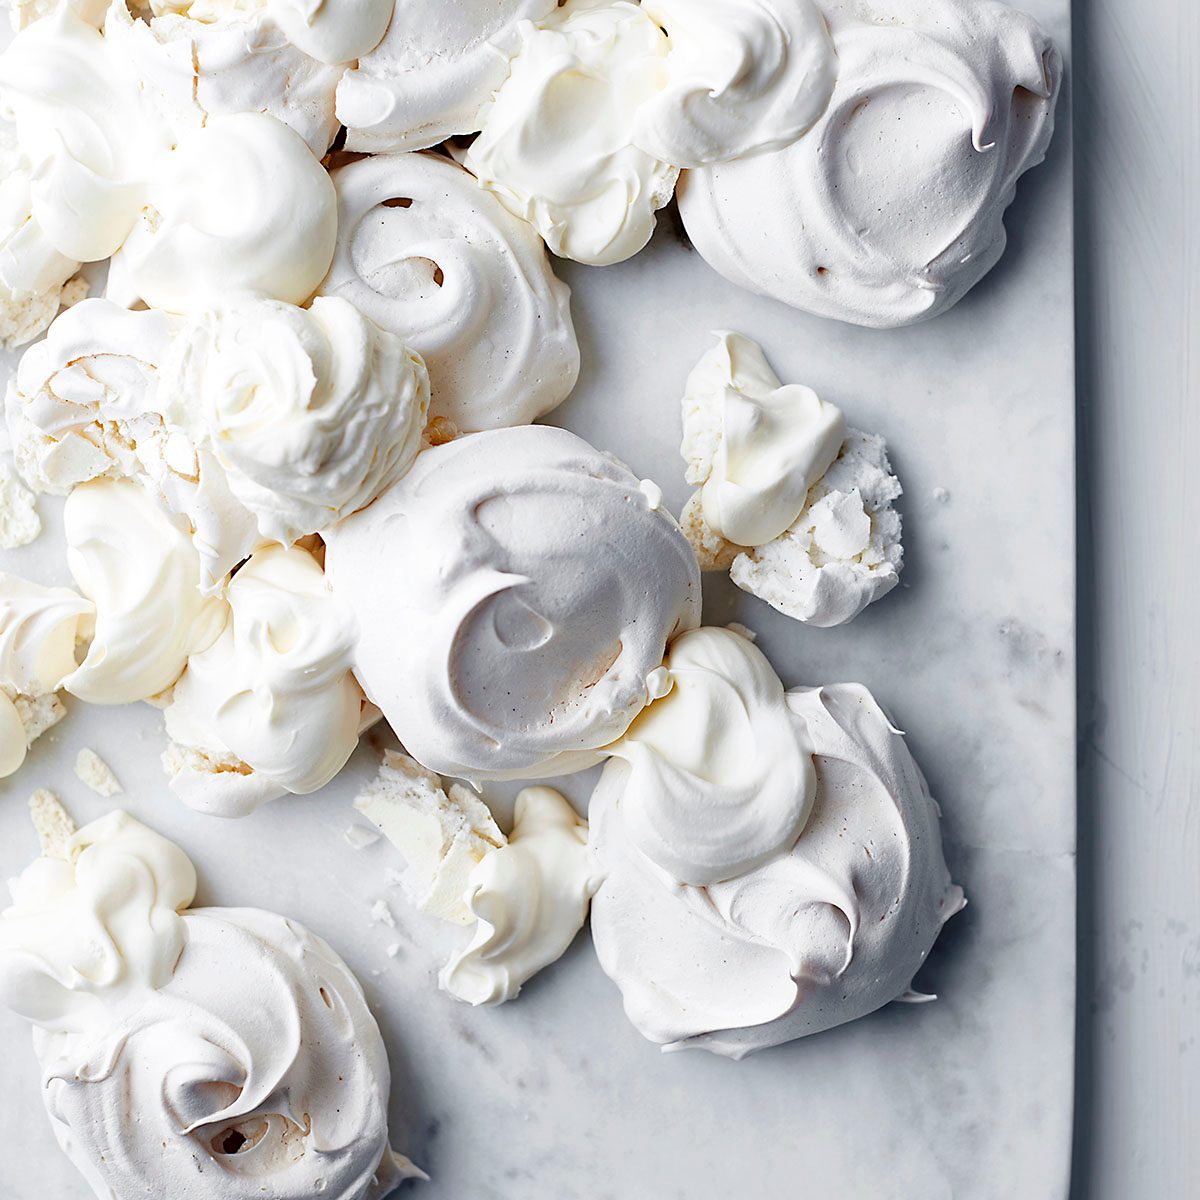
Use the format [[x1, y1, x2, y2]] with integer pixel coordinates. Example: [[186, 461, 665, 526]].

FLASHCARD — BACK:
[[164, 296, 429, 546], [463, 0, 680, 267], [61, 478, 227, 705], [319, 152, 579, 433], [590, 679, 965, 1057], [0, 573, 93, 699], [635, 0, 836, 167], [0, 809, 420, 1199], [605, 626, 815, 885], [441, 786, 598, 1006], [108, 112, 338, 314], [681, 331, 845, 549], [325, 425, 701, 781], [164, 544, 362, 808], [677, 0, 1061, 327], [336, 0, 558, 152]]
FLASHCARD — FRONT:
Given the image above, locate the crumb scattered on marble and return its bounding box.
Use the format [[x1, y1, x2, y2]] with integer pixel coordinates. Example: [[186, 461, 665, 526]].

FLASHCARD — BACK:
[[370, 898, 397, 928], [932, 486, 950, 503], [28, 788, 76, 857], [74, 748, 122, 797], [345, 824, 382, 850], [0, 462, 41, 548], [386, 943, 402, 958]]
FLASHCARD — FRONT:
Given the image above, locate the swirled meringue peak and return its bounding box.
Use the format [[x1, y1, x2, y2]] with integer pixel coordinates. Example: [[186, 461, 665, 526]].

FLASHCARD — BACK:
[[324, 425, 701, 781], [164, 543, 364, 814], [0, 806, 421, 1198], [164, 296, 429, 546], [634, 0, 836, 167], [463, 0, 680, 266], [319, 152, 579, 434], [677, 0, 1061, 327], [60, 478, 228, 705], [606, 626, 815, 885], [337, 0, 558, 152], [108, 112, 338, 314], [590, 672, 965, 1057]]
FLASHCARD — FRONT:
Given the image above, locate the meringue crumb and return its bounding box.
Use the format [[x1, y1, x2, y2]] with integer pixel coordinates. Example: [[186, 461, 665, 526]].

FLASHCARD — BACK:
[[14, 692, 66, 747], [386, 942, 402, 959], [0, 274, 88, 350], [679, 492, 740, 572], [345, 824, 382, 850], [28, 789, 76, 858], [370, 899, 397, 928], [0, 461, 41, 548], [932, 486, 950, 503], [74, 748, 122, 797], [423, 415, 459, 447]]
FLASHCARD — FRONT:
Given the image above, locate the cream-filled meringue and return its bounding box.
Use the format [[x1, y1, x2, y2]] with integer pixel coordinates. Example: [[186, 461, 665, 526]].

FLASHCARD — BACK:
[[354, 750, 505, 926], [635, 0, 836, 167], [441, 786, 598, 1006], [463, 0, 680, 267], [164, 544, 362, 814], [105, 0, 345, 159], [337, 0, 558, 153], [0, 806, 421, 1198], [731, 430, 903, 627], [605, 626, 815, 886], [590, 669, 965, 1057], [681, 331, 845, 549], [677, 0, 1061, 327], [164, 296, 429, 546], [319, 152, 579, 433], [108, 112, 338, 313], [325, 425, 701, 781], [61, 478, 227, 705]]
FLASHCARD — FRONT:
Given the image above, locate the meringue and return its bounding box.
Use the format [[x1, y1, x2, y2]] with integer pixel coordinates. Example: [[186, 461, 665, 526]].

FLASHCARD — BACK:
[[164, 296, 429, 546], [464, 0, 680, 266], [337, 0, 558, 153], [681, 331, 846, 549], [731, 430, 903, 627], [441, 786, 598, 1006], [0, 806, 420, 1198], [164, 544, 362, 813], [590, 676, 965, 1057], [354, 750, 505, 926], [677, 0, 1061, 326], [319, 152, 579, 432], [635, 0, 836, 167], [325, 425, 701, 781], [108, 112, 338, 313], [0, 459, 40, 546], [73, 747, 122, 796], [61, 478, 227, 705]]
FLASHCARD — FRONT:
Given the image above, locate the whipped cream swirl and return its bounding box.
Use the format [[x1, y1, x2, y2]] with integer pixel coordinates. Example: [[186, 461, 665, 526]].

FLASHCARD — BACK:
[[325, 425, 701, 781], [0, 574, 93, 700], [590, 674, 965, 1057], [320, 151, 579, 433], [677, 0, 1061, 327]]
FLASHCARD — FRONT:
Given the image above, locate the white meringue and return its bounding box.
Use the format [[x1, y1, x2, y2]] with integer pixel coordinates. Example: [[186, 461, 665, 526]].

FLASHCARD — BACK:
[[635, 0, 836, 167], [731, 429, 903, 627], [681, 331, 846, 549], [164, 296, 429, 546], [590, 678, 965, 1057], [0, 573, 92, 698], [677, 0, 1061, 327], [164, 544, 362, 809], [337, 0, 558, 153], [441, 786, 598, 1006], [61, 478, 227, 705], [105, 0, 345, 159], [325, 425, 701, 781], [0, 808, 420, 1199], [319, 152, 579, 433], [0, 692, 27, 776], [605, 626, 815, 886], [463, 0, 680, 267], [108, 112, 338, 313]]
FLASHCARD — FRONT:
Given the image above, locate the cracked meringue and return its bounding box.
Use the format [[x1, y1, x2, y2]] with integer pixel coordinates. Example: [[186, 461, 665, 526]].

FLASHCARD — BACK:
[[319, 151, 578, 433], [325, 425, 701, 781], [677, 0, 1061, 326], [0, 805, 421, 1199], [590, 637, 965, 1057]]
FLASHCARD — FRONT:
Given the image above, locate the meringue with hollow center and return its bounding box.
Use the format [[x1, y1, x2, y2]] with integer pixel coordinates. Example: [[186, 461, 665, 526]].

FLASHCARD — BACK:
[[325, 424, 701, 781], [319, 151, 578, 433], [590, 638, 965, 1057], [463, 0, 680, 267], [0, 804, 422, 1198], [677, 0, 1061, 327]]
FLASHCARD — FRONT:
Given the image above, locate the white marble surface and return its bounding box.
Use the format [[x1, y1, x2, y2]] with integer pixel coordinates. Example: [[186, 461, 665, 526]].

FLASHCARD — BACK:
[[0, 2, 1075, 1195]]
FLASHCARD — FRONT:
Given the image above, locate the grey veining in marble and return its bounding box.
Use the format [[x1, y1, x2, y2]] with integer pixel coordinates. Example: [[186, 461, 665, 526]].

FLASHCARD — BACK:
[[0, 2, 1074, 1196]]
